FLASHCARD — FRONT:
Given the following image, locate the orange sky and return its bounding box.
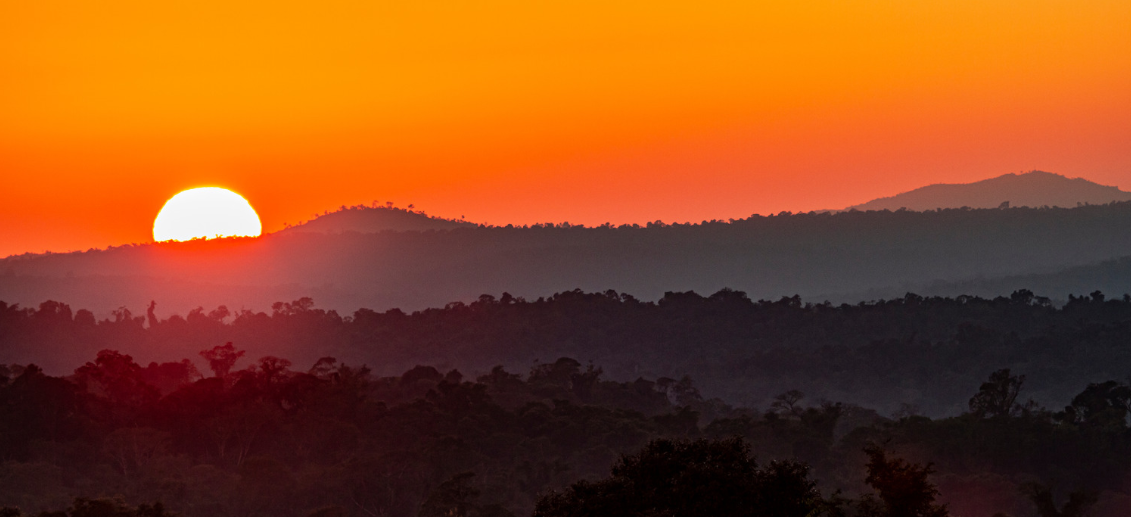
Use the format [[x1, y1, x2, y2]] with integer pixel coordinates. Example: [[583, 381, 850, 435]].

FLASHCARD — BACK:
[[2, 0, 1129, 258]]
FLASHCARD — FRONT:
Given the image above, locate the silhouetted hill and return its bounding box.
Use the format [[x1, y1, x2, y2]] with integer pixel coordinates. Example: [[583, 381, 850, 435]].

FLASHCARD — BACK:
[[4, 203, 1131, 316], [845, 170, 1131, 211], [278, 204, 475, 234]]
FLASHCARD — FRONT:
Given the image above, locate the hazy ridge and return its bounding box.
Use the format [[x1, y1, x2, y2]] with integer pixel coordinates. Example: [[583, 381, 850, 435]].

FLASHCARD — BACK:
[[845, 170, 1131, 212], [5, 202, 1131, 316]]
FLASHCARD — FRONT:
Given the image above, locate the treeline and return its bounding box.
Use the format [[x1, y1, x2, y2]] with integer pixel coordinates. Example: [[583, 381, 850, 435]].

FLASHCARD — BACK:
[[1, 347, 1130, 516], [4, 289, 1131, 414]]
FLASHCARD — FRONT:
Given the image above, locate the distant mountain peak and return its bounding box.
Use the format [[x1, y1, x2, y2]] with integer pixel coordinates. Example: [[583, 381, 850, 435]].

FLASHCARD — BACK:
[[845, 171, 1131, 212], [277, 205, 476, 235]]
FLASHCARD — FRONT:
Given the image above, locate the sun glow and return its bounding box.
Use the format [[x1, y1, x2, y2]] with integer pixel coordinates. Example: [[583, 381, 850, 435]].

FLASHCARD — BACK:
[[153, 187, 262, 242]]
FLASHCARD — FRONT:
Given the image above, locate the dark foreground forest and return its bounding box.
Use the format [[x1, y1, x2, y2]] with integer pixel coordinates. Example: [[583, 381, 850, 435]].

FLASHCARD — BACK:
[[3, 291, 1131, 516], [1, 345, 1130, 517]]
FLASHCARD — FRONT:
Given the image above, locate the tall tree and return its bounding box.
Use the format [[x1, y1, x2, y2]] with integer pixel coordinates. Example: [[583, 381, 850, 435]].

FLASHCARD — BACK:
[[969, 369, 1025, 418], [858, 446, 949, 517], [199, 343, 246, 379]]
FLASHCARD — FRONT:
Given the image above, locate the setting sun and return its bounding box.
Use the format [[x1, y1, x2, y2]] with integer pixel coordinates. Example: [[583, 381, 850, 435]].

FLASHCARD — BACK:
[[152, 187, 262, 242]]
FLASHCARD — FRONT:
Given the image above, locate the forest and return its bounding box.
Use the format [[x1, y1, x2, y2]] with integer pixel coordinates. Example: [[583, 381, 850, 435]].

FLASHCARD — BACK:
[[0, 344, 1128, 516], [2, 291, 1131, 515], [3, 289, 1131, 414]]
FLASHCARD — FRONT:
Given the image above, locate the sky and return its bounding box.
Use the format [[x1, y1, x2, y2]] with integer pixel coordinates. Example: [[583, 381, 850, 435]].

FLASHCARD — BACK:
[[1, 0, 1129, 258]]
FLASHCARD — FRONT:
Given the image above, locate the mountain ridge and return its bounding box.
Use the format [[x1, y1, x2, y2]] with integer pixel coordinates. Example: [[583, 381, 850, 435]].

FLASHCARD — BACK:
[[845, 170, 1131, 212]]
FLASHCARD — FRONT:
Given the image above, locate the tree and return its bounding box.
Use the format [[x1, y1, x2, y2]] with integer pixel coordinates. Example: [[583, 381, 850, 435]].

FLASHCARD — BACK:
[[528, 358, 582, 393], [534, 437, 820, 517], [771, 390, 806, 417], [858, 445, 948, 517], [207, 305, 230, 322], [969, 369, 1025, 418], [73, 350, 159, 410], [272, 298, 315, 316], [656, 376, 703, 407], [199, 343, 246, 379], [256, 356, 292, 385], [1056, 381, 1131, 429], [0, 365, 85, 459], [139, 360, 201, 395], [35, 301, 73, 324], [1020, 483, 1097, 517], [308, 357, 339, 380]]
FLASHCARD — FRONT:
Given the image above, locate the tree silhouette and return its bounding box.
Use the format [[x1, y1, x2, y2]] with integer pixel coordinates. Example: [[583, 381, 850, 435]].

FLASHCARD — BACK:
[[969, 369, 1025, 418], [256, 356, 292, 385], [534, 437, 820, 517], [1020, 483, 1097, 517], [771, 390, 806, 417], [858, 445, 948, 517], [199, 343, 245, 379], [73, 350, 159, 411], [1056, 380, 1131, 429]]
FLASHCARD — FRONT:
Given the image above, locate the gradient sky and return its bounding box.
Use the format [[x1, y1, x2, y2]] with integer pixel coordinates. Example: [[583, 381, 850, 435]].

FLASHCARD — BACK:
[[2, 0, 1129, 257]]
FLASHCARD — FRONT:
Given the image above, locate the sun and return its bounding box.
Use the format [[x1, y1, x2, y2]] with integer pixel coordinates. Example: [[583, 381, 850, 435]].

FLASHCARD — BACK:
[[153, 187, 262, 242]]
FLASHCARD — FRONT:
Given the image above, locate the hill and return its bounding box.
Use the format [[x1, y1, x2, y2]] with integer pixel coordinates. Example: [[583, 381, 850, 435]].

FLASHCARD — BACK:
[[4, 203, 1131, 317], [845, 170, 1131, 211], [278, 204, 476, 234]]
